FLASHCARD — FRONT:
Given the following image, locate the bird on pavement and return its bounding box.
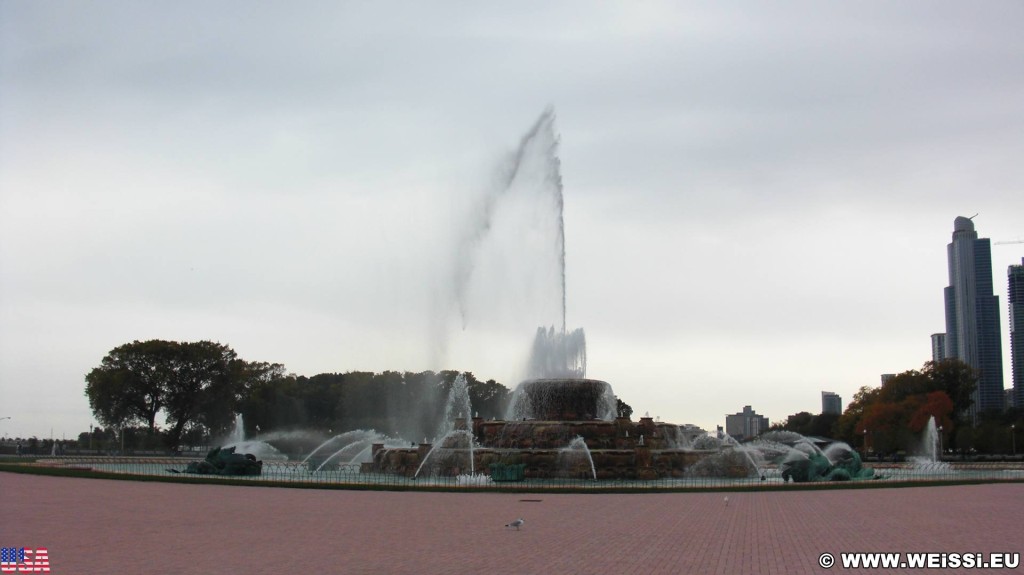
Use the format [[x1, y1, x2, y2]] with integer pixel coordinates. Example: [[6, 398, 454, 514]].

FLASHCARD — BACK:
[[505, 518, 525, 530]]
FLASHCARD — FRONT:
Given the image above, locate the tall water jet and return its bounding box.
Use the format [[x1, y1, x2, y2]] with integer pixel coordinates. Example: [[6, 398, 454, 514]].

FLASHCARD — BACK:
[[227, 414, 245, 445], [433, 109, 581, 386], [438, 374, 472, 441], [911, 416, 945, 469], [923, 416, 939, 463], [450, 109, 568, 333]]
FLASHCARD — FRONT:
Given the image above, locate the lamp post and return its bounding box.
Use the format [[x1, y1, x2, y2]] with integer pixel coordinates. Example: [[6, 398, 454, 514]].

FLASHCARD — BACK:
[[89, 424, 93, 451], [1013, 424, 1017, 456], [938, 425, 943, 459], [863, 428, 869, 456]]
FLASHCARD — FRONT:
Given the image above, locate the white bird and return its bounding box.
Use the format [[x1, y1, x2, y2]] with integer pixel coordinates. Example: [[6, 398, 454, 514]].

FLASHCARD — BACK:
[[724, 496, 729, 506], [505, 518, 525, 530]]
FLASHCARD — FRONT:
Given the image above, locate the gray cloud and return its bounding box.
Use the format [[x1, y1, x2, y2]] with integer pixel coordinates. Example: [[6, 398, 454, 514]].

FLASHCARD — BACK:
[[2, 1, 1023, 437]]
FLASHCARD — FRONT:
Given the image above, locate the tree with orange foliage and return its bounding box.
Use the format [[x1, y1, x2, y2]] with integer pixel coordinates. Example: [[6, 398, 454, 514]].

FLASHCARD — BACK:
[[837, 359, 971, 453]]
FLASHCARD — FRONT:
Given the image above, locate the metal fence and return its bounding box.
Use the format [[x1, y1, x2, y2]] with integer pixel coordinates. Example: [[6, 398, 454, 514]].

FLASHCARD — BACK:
[[17, 457, 1024, 492]]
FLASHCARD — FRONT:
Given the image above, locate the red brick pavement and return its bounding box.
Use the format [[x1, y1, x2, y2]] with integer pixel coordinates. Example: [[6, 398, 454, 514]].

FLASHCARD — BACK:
[[2, 472, 1021, 575]]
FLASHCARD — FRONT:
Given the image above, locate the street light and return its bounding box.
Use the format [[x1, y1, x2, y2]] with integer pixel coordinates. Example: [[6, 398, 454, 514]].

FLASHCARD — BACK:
[[1013, 424, 1017, 456], [863, 428, 869, 456], [938, 425, 943, 459]]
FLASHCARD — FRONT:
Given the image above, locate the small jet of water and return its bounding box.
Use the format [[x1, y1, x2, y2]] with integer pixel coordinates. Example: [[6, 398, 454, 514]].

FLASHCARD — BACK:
[[505, 518, 525, 530], [724, 496, 729, 507]]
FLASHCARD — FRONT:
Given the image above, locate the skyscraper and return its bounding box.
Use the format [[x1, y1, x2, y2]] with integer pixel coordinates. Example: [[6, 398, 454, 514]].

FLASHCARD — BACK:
[[1009, 258, 1024, 409], [821, 391, 842, 415], [930, 333, 947, 362], [943, 216, 1004, 420]]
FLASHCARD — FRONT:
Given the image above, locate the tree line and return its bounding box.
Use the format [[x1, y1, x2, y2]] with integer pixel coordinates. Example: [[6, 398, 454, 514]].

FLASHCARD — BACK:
[[84, 341, 1020, 457], [84, 339, 515, 450], [775, 359, 1024, 455]]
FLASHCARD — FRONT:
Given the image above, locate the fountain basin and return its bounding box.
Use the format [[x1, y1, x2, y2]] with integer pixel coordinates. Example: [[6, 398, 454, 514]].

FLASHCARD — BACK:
[[361, 377, 723, 480], [509, 378, 617, 421]]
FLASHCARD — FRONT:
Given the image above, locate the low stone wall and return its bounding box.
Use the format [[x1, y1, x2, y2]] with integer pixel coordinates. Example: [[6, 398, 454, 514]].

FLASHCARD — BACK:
[[365, 412, 718, 480], [364, 444, 720, 480]]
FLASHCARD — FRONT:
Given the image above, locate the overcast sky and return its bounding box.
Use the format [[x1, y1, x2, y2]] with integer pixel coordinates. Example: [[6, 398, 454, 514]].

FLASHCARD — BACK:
[[2, 1, 1023, 440]]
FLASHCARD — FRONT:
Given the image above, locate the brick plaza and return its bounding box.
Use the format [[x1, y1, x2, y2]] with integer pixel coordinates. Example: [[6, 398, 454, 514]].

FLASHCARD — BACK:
[[2, 472, 1021, 574]]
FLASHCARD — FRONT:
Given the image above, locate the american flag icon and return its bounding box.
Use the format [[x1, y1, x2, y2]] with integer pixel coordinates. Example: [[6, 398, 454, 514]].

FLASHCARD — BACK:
[[0, 547, 49, 573]]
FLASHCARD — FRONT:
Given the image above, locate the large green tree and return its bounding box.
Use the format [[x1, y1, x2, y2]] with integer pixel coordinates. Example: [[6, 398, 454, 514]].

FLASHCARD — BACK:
[[84, 340, 175, 432], [85, 340, 279, 448]]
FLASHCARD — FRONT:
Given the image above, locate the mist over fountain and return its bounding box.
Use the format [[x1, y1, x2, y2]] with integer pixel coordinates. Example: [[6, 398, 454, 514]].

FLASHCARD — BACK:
[[152, 112, 1003, 486], [212, 114, 870, 484]]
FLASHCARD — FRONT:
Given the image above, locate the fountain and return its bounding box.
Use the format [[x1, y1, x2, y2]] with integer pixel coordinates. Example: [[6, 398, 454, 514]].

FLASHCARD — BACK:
[[221, 414, 288, 461], [300, 430, 393, 471], [411, 374, 480, 479], [684, 433, 765, 479], [526, 326, 587, 380], [557, 436, 597, 480], [361, 111, 722, 480], [909, 416, 951, 473], [364, 372, 718, 480], [916, 416, 940, 463], [752, 432, 875, 482], [173, 445, 263, 476], [142, 112, 1004, 487], [313, 436, 383, 473], [507, 378, 616, 422]]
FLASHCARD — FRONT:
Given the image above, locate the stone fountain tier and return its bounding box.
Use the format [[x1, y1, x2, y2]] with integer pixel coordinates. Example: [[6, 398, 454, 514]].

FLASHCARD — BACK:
[[363, 415, 721, 479], [510, 378, 617, 421], [477, 418, 691, 450], [363, 377, 724, 480]]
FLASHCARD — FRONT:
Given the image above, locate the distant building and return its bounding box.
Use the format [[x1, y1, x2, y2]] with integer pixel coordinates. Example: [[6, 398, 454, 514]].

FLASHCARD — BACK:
[[931, 333, 947, 362], [1010, 258, 1024, 409], [881, 374, 896, 385], [943, 216, 1004, 420], [725, 406, 769, 440], [821, 391, 842, 415]]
